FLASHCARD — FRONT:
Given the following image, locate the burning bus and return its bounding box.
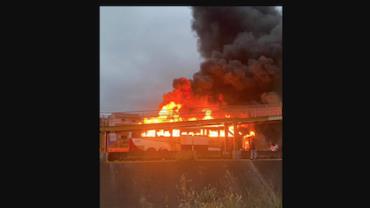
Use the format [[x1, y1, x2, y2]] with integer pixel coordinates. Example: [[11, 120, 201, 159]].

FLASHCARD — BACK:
[[101, 102, 280, 161], [131, 125, 238, 153], [105, 125, 256, 160]]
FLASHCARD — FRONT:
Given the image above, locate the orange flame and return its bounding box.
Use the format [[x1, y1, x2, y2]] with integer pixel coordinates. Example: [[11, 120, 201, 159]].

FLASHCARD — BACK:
[[244, 130, 256, 138], [143, 101, 182, 124], [140, 126, 250, 138], [140, 101, 237, 138], [202, 108, 214, 120], [141, 101, 217, 125]]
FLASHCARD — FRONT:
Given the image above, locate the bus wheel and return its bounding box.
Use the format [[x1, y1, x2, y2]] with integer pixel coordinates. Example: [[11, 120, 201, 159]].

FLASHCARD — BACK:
[[146, 148, 156, 159], [118, 152, 128, 160], [107, 153, 118, 162], [146, 148, 156, 152], [159, 149, 169, 159]]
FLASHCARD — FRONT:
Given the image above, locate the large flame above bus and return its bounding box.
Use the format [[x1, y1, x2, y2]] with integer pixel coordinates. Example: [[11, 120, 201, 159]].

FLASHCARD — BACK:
[[141, 101, 217, 124], [137, 99, 259, 139]]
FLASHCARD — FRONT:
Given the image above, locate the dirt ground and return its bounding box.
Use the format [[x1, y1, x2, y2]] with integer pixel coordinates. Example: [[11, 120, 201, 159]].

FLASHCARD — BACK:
[[100, 158, 282, 208]]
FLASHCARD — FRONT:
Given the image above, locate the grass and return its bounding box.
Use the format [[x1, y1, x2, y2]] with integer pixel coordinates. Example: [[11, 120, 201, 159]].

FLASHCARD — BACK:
[[177, 171, 282, 208], [136, 168, 282, 208]]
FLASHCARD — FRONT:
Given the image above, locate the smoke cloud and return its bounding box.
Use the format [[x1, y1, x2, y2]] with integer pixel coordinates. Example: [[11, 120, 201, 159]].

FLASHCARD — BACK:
[[190, 6, 282, 105], [162, 6, 282, 143]]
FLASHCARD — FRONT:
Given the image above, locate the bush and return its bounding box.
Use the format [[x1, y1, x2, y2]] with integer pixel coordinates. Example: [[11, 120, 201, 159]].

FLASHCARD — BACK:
[[177, 172, 282, 208]]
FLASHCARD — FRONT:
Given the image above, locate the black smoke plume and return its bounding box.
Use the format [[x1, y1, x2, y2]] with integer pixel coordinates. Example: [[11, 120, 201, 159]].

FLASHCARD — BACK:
[[190, 6, 282, 144], [191, 6, 282, 105], [161, 7, 282, 144]]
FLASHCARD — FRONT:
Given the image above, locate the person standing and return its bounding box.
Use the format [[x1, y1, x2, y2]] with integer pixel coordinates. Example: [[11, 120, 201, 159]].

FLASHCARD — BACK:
[[249, 136, 257, 160], [270, 143, 279, 152]]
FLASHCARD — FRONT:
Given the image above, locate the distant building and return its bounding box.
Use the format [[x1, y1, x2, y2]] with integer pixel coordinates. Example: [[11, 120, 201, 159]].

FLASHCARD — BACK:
[[100, 112, 143, 151], [107, 112, 142, 126]]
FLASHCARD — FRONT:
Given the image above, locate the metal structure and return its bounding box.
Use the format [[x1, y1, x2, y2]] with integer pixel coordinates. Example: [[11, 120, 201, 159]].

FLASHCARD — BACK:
[[100, 116, 281, 132]]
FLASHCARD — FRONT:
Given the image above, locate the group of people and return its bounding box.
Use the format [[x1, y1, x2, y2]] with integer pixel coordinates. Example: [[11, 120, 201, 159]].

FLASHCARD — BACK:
[[246, 136, 279, 160]]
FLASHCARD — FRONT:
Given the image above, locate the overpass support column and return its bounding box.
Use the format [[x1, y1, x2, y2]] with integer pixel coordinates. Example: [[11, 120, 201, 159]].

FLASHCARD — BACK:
[[232, 123, 240, 160], [100, 131, 108, 161], [224, 123, 228, 157]]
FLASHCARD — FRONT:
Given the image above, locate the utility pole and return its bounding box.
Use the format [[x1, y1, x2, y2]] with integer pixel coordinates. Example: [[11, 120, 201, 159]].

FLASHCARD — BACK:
[[100, 131, 107, 160], [224, 123, 228, 158], [192, 136, 194, 159]]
